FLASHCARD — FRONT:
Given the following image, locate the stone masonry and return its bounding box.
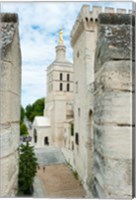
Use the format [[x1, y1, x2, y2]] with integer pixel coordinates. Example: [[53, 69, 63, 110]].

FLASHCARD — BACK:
[[70, 5, 133, 199], [92, 13, 133, 198], [0, 14, 21, 197]]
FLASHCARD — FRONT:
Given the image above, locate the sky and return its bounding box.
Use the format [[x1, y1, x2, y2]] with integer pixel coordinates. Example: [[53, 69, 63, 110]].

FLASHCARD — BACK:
[[1, 1, 132, 108]]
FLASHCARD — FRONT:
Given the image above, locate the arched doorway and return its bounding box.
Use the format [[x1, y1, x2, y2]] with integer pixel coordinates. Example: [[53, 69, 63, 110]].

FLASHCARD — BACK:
[[44, 136, 49, 145], [34, 129, 37, 143]]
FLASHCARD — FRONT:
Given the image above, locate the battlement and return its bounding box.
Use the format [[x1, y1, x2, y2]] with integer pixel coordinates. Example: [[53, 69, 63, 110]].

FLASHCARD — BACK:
[[71, 5, 133, 46]]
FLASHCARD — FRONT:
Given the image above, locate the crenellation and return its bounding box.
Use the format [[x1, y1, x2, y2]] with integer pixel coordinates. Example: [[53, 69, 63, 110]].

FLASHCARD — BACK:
[[91, 6, 103, 17], [105, 7, 114, 13], [116, 8, 126, 14], [71, 5, 131, 47]]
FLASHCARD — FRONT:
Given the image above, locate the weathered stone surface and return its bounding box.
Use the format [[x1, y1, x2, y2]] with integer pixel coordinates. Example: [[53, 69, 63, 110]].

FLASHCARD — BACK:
[[95, 15, 133, 72], [0, 123, 19, 158], [0, 91, 20, 123], [93, 13, 132, 199], [0, 13, 21, 197]]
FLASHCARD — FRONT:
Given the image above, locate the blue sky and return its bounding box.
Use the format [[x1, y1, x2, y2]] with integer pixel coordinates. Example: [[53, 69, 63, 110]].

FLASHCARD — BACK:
[[1, 1, 132, 108]]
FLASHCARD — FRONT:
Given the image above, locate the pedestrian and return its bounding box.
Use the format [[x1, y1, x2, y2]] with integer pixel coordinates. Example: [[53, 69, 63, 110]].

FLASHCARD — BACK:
[[37, 165, 40, 170], [43, 166, 46, 172]]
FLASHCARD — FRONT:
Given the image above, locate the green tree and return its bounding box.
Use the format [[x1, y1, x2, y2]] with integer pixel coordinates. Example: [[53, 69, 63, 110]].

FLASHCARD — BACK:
[[25, 98, 45, 122], [20, 106, 25, 123], [20, 123, 29, 136], [18, 142, 38, 195]]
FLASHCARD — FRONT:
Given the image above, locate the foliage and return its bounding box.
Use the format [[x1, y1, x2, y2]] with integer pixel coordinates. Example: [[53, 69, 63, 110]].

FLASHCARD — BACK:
[[18, 142, 38, 195], [71, 123, 74, 136], [25, 98, 45, 122], [20, 123, 29, 136], [20, 106, 25, 123]]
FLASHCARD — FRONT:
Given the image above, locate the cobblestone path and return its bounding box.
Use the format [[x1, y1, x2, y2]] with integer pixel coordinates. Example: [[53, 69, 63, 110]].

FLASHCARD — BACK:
[[33, 146, 86, 198]]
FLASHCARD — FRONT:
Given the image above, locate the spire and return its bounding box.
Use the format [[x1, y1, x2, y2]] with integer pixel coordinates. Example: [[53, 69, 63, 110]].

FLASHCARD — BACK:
[[55, 29, 66, 62]]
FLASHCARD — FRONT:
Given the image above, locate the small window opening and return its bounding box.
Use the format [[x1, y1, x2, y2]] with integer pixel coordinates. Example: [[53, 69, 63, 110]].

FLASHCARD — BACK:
[[60, 83, 63, 91], [67, 83, 70, 91], [75, 133, 79, 145], [60, 73, 63, 80]]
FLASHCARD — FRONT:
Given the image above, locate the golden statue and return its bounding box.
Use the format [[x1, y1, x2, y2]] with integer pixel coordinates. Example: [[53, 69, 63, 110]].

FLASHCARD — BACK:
[[58, 29, 63, 44]]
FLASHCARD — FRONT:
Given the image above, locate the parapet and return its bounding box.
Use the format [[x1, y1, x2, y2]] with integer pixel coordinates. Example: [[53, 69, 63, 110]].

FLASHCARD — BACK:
[[71, 5, 133, 47], [0, 13, 19, 57]]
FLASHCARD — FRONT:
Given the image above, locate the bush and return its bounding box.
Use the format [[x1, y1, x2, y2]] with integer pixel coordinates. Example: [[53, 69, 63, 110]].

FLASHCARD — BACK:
[[20, 123, 29, 136]]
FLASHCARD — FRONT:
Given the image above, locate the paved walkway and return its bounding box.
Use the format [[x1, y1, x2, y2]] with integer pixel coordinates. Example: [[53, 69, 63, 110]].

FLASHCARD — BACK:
[[33, 146, 86, 198]]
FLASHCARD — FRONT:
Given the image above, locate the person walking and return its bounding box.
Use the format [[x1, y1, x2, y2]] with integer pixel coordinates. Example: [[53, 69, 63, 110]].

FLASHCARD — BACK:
[[43, 166, 46, 172]]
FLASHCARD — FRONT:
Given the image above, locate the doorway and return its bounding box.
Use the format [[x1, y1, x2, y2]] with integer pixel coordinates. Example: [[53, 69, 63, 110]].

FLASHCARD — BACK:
[[44, 136, 49, 145]]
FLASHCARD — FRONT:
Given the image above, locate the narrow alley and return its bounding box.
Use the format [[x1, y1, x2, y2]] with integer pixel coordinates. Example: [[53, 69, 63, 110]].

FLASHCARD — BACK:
[[33, 147, 86, 198]]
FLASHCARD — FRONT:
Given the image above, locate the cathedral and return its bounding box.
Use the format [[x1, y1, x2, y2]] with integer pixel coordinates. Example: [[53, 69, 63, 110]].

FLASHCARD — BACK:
[[32, 29, 74, 148]]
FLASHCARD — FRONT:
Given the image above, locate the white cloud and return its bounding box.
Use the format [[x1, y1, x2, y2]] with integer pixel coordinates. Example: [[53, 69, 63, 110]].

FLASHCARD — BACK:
[[1, 2, 132, 107]]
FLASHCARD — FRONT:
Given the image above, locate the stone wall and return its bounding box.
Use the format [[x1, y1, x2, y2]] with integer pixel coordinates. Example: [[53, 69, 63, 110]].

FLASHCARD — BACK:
[[0, 13, 21, 197], [92, 13, 133, 198]]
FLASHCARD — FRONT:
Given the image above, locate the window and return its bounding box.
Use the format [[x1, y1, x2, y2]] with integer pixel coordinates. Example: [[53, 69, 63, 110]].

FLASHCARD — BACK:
[[67, 83, 70, 91], [60, 83, 63, 91], [67, 74, 70, 81], [75, 133, 79, 145], [75, 81, 78, 93], [60, 73, 63, 80]]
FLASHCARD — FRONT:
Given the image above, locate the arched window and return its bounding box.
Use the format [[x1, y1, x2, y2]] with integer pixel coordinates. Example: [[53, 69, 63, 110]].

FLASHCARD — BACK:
[[67, 74, 70, 81], [67, 83, 70, 91], [34, 129, 37, 143], [60, 83, 63, 91], [60, 73, 63, 80]]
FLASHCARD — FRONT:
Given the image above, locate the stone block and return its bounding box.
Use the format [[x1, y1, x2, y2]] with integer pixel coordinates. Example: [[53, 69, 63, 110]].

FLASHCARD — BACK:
[[0, 91, 20, 124], [0, 152, 18, 197], [0, 61, 20, 94], [0, 123, 19, 158]]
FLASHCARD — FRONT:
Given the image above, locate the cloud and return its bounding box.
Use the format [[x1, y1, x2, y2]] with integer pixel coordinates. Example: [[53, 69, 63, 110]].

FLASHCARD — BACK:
[[1, 2, 132, 107]]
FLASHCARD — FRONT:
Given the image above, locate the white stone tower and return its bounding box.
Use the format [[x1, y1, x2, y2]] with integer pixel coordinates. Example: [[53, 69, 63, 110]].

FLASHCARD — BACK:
[[44, 30, 73, 147]]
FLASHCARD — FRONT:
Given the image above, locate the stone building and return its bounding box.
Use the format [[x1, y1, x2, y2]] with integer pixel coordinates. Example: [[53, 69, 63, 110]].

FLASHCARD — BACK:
[[32, 4, 133, 199], [70, 5, 133, 199], [32, 31, 74, 148], [0, 14, 21, 197]]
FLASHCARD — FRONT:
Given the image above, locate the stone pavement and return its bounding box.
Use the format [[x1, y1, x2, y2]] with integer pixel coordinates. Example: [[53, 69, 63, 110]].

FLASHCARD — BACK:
[[35, 146, 66, 166], [33, 146, 86, 198]]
